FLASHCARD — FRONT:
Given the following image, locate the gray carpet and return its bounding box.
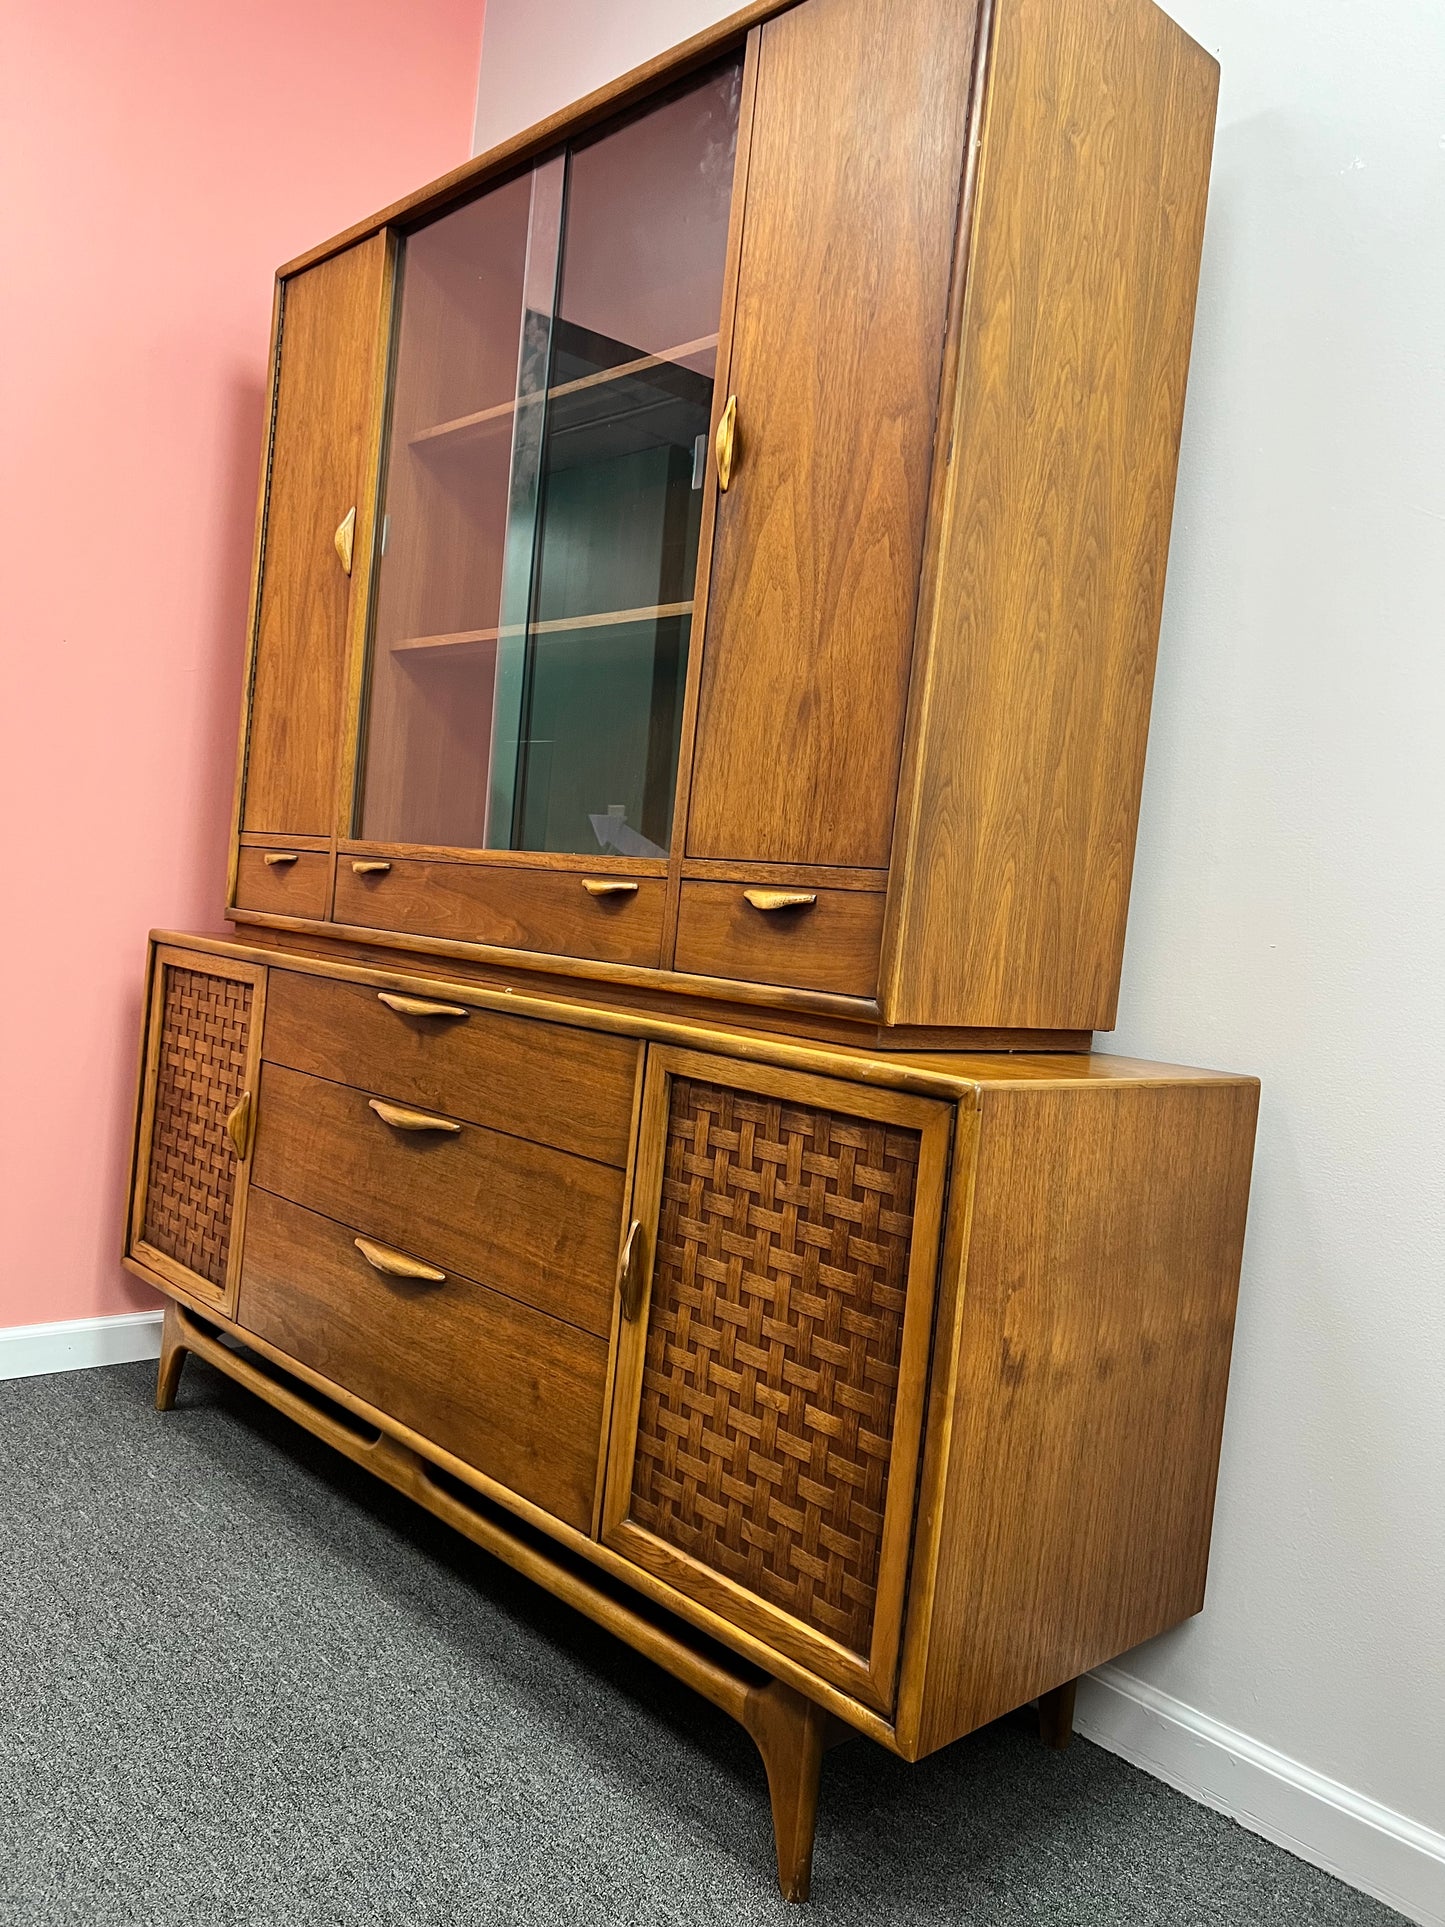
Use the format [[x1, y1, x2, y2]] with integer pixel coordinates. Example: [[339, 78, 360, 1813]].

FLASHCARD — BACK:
[[0, 1360, 1402, 1927]]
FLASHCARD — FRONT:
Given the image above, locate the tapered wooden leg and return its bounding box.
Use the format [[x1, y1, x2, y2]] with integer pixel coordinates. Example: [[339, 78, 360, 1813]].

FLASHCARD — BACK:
[[154, 1303, 188, 1412], [1038, 1677, 1079, 1750], [740, 1679, 829, 1903]]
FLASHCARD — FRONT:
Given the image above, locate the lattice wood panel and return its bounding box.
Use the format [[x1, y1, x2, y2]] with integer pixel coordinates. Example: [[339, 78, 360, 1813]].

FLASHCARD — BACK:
[[141, 966, 253, 1289], [630, 1077, 920, 1656]]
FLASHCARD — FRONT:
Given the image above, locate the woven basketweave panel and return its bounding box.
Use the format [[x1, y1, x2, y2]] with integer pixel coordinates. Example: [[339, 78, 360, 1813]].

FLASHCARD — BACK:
[[630, 1077, 921, 1655], [141, 966, 252, 1289]]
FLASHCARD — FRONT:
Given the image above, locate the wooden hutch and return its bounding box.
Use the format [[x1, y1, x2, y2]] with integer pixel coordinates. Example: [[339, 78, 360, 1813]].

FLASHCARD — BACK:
[[123, 0, 1256, 1900]]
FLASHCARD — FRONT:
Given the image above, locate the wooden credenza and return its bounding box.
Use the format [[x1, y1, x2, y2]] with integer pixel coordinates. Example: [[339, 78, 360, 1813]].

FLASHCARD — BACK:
[[125, 933, 1256, 1897], [122, 0, 1252, 1899]]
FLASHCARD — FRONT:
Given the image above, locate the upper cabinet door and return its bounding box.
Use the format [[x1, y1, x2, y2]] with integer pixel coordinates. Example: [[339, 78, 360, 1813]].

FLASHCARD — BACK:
[[242, 237, 390, 837], [354, 62, 742, 860], [685, 0, 981, 870]]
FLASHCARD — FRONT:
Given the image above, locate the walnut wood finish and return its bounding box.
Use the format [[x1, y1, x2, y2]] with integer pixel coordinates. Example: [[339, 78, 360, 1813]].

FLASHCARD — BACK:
[[154, 1291, 840, 1900], [232, 846, 332, 920], [897, 1076, 1258, 1757], [604, 1048, 953, 1712], [673, 881, 884, 997], [240, 237, 389, 838], [261, 967, 639, 1165], [238, 1190, 607, 1530], [332, 856, 667, 969], [250, 1063, 625, 1336], [684, 0, 980, 869], [882, 0, 1220, 1031], [1037, 1677, 1078, 1750]]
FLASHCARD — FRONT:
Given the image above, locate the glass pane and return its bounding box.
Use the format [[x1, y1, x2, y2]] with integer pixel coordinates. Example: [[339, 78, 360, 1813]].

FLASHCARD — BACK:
[[357, 56, 741, 855]]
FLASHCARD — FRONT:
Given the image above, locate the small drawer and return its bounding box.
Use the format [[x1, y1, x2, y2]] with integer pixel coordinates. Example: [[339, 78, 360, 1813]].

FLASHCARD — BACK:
[[234, 846, 331, 920], [334, 857, 665, 969], [263, 969, 639, 1167], [674, 881, 885, 997], [250, 1064, 624, 1337], [238, 1190, 607, 1530]]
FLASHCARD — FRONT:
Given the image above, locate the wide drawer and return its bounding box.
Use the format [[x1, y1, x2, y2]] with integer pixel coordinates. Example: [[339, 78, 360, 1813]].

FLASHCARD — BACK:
[[238, 1190, 606, 1530], [233, 846, 331, 920], [674, 881, 884, 997], [263, 970, 638, 1166], [334, 857, 665, 969], [250, 1064, 624, 1336]]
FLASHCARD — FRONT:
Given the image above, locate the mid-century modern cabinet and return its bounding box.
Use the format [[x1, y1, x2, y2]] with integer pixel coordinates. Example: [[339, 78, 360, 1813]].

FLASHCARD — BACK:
[[122, 0, 1255, 1902]]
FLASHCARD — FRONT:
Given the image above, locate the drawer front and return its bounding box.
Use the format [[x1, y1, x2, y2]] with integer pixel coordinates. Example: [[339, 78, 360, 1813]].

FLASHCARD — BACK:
[[234, 847, 332, 920], [263, 970, 639, 1166], [251, 1064, 623, 1336], [239, 1190, 606, 1530], [674, 881, 884, 996], [334, 858, 665, 969]]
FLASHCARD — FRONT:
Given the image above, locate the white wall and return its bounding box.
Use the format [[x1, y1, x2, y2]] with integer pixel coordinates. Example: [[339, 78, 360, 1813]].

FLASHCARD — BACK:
[[474, 1, 1445, 1917]]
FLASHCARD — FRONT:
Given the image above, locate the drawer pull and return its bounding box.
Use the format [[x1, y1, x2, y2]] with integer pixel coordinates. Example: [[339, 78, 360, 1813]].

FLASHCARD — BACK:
[[262, 852, 299, 868], [368, 1098, 461, 1135], [353, 1236, 445, 1284], [376, 991, 469, 1021], [743, 888, 818, 913], [224, 1091, 253, 1160], [582, 878, 640, 899], [352, 859, 392, 876], [714, 393, 738, 491], [618, 1219, 645, 1321], [334, 505, 356, 576]]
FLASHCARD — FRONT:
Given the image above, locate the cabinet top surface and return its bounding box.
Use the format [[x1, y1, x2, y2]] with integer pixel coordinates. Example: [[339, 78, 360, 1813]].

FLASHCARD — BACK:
[[158, 930, 1256, 1095]]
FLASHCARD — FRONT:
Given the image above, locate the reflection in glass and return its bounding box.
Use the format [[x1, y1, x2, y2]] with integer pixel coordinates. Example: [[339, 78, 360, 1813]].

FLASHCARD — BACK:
[[356, 58, 741, 856]]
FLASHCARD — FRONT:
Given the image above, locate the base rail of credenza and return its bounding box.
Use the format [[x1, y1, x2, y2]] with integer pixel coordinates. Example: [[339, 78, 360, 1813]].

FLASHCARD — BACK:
[[157, 1299, 871, 1901]]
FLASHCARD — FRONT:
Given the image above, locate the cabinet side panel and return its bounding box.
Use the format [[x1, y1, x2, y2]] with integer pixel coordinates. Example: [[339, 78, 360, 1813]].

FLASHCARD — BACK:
[[915, 1078, 1257, 1755], [241, 237, 390, 838], [883, 0, 1219, 1030], [684, 0, 980, 869]]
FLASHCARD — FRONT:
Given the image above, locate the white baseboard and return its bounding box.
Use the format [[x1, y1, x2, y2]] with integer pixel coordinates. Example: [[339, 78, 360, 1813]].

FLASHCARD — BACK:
[[1077, 1664, 1445, 1927], [0, 1311, 165, 1380]]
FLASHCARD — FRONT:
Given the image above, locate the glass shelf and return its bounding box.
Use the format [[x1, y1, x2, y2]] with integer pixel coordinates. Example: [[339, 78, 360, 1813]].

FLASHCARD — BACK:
[[355, 61, 742, 857]]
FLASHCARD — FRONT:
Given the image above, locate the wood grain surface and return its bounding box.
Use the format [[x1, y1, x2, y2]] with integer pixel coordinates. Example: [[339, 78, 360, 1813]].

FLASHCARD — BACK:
[[684, 0, 980, 867], [900, 1074, 1258, 1756], [242, 238, 390, 837], [883, 0, 1220, 1030], [232, 846, 332, 921], [673, 880, 884, 996], [239, 1189, 607, 1530], [261, 967, 639, 1166], [250, 1062, 625, 1336], [332, 856, 667, 968]]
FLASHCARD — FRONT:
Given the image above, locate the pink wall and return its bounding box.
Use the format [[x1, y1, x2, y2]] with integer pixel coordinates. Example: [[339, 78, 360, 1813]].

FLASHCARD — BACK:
[[0, 0, 486, 1330]]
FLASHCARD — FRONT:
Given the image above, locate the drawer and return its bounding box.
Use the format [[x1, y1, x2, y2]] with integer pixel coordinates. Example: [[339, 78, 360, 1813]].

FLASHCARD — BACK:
[[674, 881, 885, 997], [238, 1190, 606, 1530], [263, 970, 639, 1166], [334, 857, 665, 969], [251, 1064, 624, 1336], [234, 846, 331, 920]]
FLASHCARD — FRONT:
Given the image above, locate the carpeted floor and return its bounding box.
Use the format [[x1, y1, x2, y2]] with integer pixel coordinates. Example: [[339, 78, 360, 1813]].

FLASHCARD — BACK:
[[0, 1360, 1404, 1927]]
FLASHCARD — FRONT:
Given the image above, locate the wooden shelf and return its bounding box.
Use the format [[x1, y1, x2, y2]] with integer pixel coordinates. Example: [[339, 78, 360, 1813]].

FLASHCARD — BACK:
[[391, 601, 695, 659], [408, 336, 719, 455]]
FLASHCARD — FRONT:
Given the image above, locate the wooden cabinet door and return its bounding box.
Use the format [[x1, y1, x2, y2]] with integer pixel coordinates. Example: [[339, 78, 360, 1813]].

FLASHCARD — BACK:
[[602, 1047, 951, 1712], [683, 0, 981, 869], [128, 946, 267, 1317], [241, 237, 391, 838]]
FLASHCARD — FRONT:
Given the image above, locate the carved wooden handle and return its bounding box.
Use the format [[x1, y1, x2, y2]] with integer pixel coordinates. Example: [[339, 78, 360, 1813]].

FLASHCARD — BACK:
[[618, 1219, 645, 1321], [224, 1091, 253, 1160], [743, 888, 818, 913], [334, 506, 356, 575], [582, 878, 640, 898], [368, 1098, 461, 1134], [353, 1236, 444, 1283], [262, 852, 299, 868], [352, 859, 391, 876], [714, 393, 737, 491], [376, 991, 468, 1020]]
